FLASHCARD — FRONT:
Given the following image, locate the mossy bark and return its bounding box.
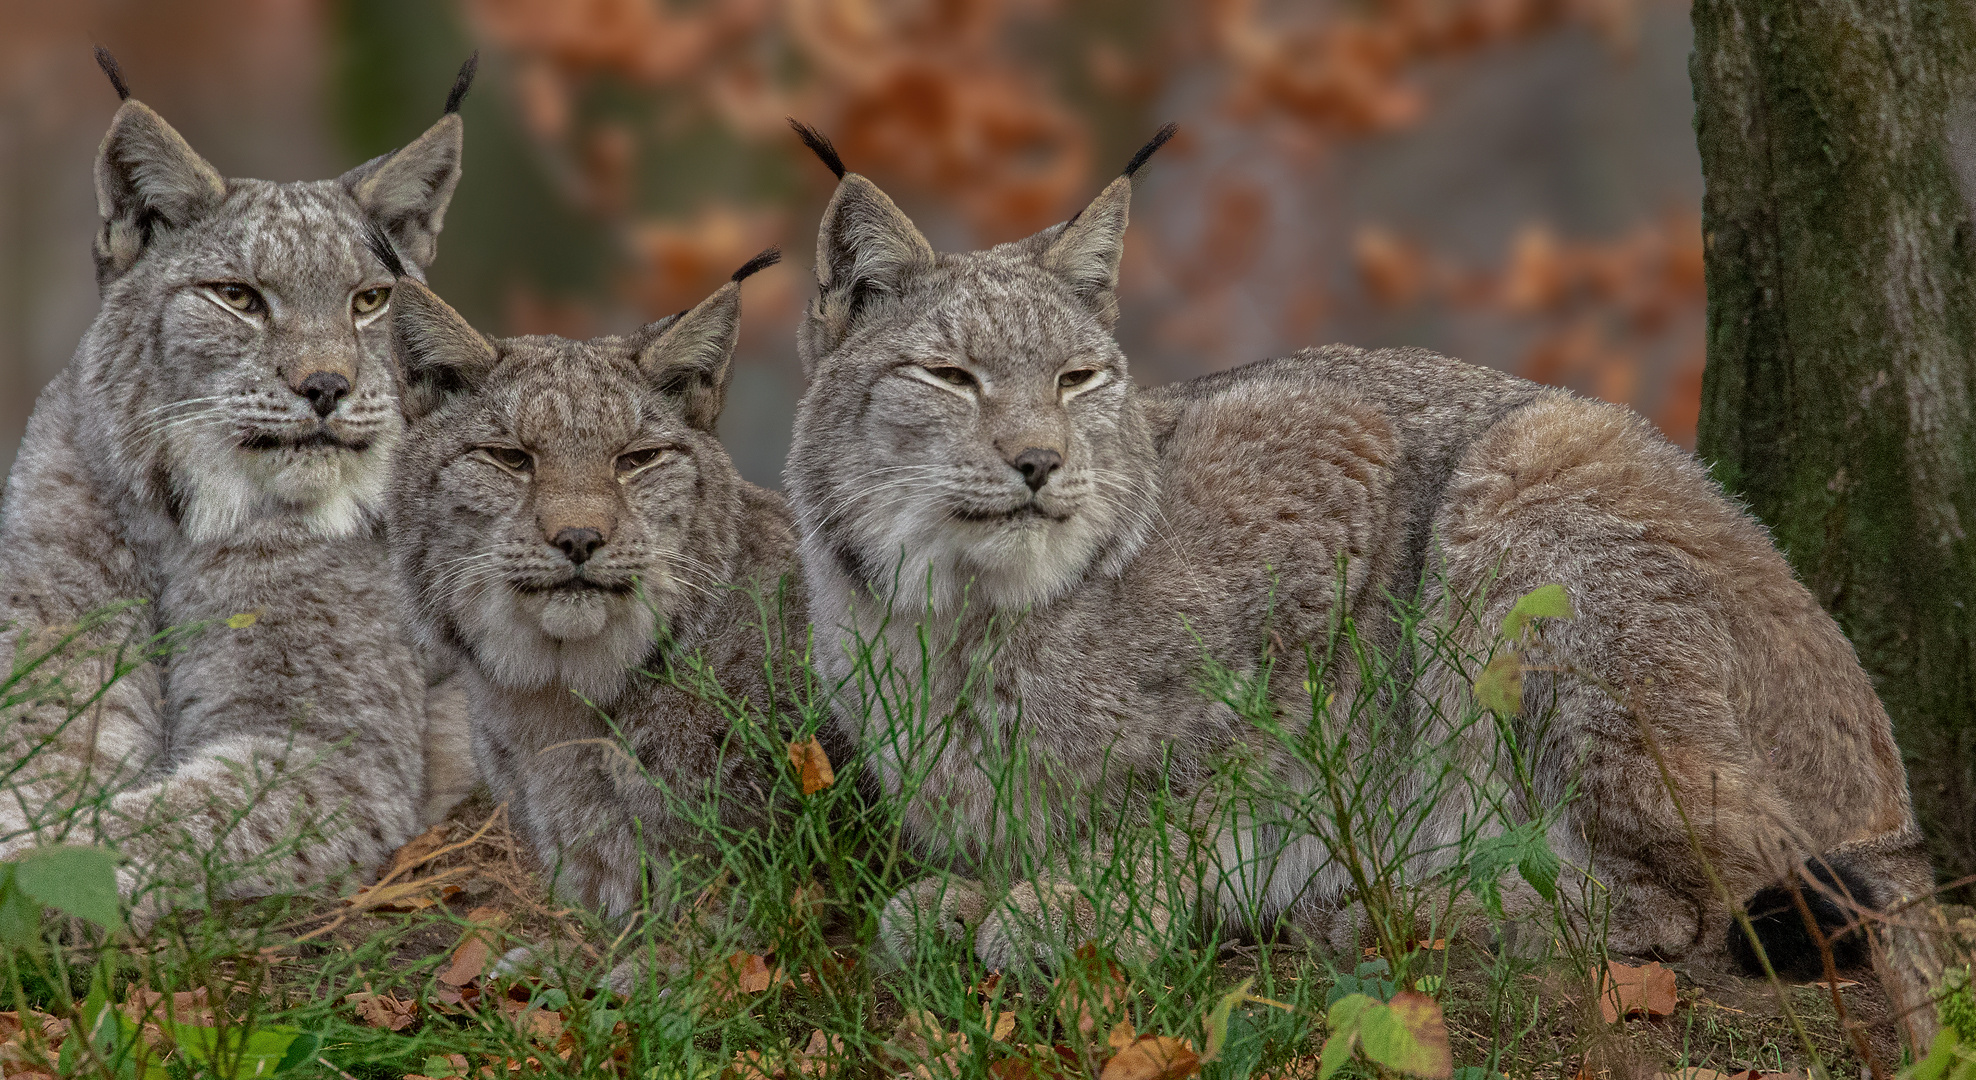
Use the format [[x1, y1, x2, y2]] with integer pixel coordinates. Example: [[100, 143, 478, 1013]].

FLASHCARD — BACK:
[[1692, 0, 1976, 886]]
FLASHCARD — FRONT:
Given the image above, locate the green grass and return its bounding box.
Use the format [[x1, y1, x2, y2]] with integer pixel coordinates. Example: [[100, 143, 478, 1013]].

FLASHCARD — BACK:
[[0, 581, 1930, 1078]]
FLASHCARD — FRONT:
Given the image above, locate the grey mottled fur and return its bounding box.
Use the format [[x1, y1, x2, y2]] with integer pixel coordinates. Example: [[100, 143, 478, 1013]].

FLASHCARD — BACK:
[[384, 261, 807, 921], [0, 86, 469, 918], [784, 160, 1929, 970]]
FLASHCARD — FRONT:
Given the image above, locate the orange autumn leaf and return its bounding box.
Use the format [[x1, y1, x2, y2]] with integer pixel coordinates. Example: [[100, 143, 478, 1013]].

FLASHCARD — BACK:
[[1597, 960, 1677, 1023], [789, 737, 836, 795], [440, 937, 492, 987], [1100, 1035, 1201, 1080]]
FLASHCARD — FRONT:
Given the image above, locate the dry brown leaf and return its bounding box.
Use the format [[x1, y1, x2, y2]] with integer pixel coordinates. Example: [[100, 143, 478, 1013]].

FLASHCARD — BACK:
[[1054, 943, 1130, 1044], [1106, 1019, 1138, 1053], [120, 988, 220, 1027], [1100, 1035, 1201, 1080], [347, 873, 463, 914], [987, 1010, 1019, 1043], [789, 737, 836, 795], [441, 937, 492, 986], [726, 1049, 781, 1080], [346, 990, 417, 1031], [795, 1029, 844, 1077], [1597, 960, 1677, 1023], [730, 951, 777, 995], [465, 904, 510, 928], [387, 824, 452, 878], [990, 1047, 1082, 1080]]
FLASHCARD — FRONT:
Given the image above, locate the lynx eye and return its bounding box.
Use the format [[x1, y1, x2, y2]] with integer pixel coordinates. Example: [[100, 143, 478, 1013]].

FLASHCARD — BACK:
[[1058, 368, 1100, 391], [923, 365, 977, 389], [352, 287, 391, 316], [478, 446, 533, 474], [615, 447, 669, 479], [208, 283, 265, 314]]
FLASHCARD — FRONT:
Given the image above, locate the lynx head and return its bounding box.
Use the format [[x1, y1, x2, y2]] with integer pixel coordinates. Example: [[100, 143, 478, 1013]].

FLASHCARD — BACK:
[[85, 50, 475, 542], [382, 237, 780, 704], [784, 122, 1175, 614]]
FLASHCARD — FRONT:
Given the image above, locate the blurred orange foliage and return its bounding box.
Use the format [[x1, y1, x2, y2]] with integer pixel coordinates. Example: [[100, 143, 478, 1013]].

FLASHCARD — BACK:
[[461, 0, 1701, 438]]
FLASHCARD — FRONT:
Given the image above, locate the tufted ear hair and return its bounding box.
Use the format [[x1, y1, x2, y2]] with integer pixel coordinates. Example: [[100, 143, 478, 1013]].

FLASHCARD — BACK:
[[790, 121, 933, 371], [91, 49, 226, 287], [365, 224, 497, 421], [340, 54, 476, 271], [1035, 123, 1175, 329], [635, 248, 780, 433]]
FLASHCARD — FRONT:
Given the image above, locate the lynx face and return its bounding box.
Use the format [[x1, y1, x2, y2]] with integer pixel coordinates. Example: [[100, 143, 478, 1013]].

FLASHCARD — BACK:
[[385, 252, 772, 704], [88, 94, 464, 542], [788, 159, 1161, 614]]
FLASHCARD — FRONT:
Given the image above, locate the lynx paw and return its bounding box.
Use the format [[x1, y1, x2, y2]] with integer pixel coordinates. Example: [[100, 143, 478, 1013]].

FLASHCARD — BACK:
[[879, 876, 989, 966], [975, 878, 1167, 972]]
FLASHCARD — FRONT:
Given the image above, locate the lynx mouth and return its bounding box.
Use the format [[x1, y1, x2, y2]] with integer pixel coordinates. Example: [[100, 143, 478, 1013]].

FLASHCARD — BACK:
[[238, 428, 371, 454], [951, 503, 1067, 524], [513, 577, 636, 597]]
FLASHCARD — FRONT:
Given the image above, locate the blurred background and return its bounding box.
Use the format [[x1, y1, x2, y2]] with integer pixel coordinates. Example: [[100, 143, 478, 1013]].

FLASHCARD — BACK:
[[0, 0, 1703, 489]]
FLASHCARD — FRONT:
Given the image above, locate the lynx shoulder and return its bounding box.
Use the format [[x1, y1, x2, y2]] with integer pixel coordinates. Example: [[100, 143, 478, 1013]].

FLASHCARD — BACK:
[[0, 53, 477, 918], [381, 241, 808, 920], [782, 122, 1926, 977]]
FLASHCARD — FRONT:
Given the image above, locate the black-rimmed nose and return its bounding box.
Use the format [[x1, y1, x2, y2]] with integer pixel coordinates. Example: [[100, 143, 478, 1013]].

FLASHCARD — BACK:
[[1010, 448, 1063, 492], [296, 371, 351, 418], [553, 527, 605, 565]]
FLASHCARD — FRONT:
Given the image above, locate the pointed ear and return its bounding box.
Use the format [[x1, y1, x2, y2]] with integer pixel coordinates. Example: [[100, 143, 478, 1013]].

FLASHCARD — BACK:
[[368, 222, 496, 420], [636, 247, 779, 432], [341, 113, 465, 270], [804, 174, 934, 362], [1037, 175, 1131, 328], [92, 100, 226, 285]]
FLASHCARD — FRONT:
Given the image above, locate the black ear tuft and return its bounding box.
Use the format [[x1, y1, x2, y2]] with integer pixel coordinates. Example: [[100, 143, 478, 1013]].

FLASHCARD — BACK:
[[1122, 122, 1179, 180], [94, 46, 131, 102], [732, 246, 782, 283], [363, 221, 409, 279], [788, 119, 846, 179], [445, 52, 479, 115]]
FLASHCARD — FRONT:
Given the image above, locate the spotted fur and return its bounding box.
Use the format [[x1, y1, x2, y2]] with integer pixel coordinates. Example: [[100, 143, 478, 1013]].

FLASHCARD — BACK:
[[0, 69, 470, 920], [785, 139, 1930, 973]]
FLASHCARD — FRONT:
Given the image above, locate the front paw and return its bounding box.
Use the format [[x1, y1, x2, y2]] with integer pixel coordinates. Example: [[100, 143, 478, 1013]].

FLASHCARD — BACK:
[[879, 876, 988, 967], [975, 879, 1163, 973]]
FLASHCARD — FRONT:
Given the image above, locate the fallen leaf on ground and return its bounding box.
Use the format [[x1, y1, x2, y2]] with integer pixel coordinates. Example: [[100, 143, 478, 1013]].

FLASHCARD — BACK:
[[1106, 1019, 1137, 1052], [789, 737, 836, 795], [347, 873, 463, 914], [1100, 1035, 1201, 1080], [1055, 943, 1131, 1044], [387, 824, 452, 877], [1598, 960, 1677, 1023], [989, 1046, 1081, 1080], [795, 1029, 844, 1077], [1377, 991, 1454, 1079], [347, 990, 417, 1031], [726, 951, 778, 995], [440, 937, 492, 986]]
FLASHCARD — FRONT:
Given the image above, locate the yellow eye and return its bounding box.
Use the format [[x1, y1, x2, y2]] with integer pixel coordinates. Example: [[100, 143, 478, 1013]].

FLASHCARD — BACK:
[[924, 365, 977, 389], [479, 446, 533, 473], [616, 447, 667, 478], [1059, 369, 1099, 390], [210, 283, 264, 313], [353, 287, 391, 315]]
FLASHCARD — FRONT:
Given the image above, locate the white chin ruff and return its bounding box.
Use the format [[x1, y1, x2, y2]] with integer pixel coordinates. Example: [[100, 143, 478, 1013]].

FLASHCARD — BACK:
[[878, 514, 1100, 615], [177, 440, 391, 543], [462, 587, 658, 706]]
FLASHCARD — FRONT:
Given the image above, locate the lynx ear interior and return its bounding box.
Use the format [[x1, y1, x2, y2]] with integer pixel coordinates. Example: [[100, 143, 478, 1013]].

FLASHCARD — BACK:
[[341, 111, 467, 271], [92, 100, 225, 286], [369, 227, 497, 421], [809, 175, 933, 350], [1038, 175, 1132, 328], [636, 287, 743, 433]]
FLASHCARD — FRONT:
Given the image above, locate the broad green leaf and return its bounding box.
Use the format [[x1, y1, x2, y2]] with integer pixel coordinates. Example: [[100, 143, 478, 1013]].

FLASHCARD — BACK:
[[14, 845, 122, 930], [1473, 652, 1523, 716], [273, 1030, 321, 1073], [1518, 837, 1562, 904], [1317, 1031, 1356, 1080], [1416, 975, 1443, 995], [0, 867, 42, 945], [1357, 991, 1452, 1079], [1200, 976, 1252, 1063], [173, 1022, 306, 1076], [1325, 993, 1376, 1035], [1499, 583, 1574, 642], [1912, 1029, 1961, 1080]]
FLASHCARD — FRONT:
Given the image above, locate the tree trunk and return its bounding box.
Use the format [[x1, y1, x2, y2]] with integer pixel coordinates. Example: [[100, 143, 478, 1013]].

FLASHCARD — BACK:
[[1692, 0, 1976, 893]]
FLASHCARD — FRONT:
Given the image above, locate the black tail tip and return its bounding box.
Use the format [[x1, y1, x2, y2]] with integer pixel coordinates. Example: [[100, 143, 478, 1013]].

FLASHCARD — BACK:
[[788, 118, 846, 180], [1122, 122, 1179, 180], [94, 46, 131, 102], [445, 52, 479, 115], [363, 222, 408, 280], [731, 246, 782, 284], [1728, 859, 1878, 982]]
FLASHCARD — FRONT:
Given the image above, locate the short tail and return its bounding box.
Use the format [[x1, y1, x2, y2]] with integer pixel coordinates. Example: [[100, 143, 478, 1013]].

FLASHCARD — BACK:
[[1728, 857, 1877, 982]]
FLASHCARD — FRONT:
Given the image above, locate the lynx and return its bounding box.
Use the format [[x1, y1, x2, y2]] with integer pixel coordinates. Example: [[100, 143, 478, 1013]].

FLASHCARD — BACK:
[[0, 53, 476, 917], [782, 122, 1929, 978], [379, 236, 806, 923]]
